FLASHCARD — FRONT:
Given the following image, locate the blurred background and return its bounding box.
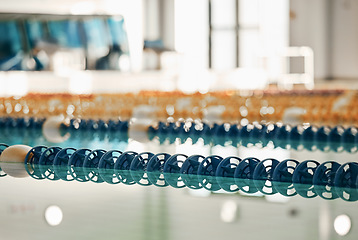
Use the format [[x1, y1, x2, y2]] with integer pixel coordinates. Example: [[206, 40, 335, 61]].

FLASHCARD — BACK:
[[0, 1, 357, 240], [1, 0, 358, 95]]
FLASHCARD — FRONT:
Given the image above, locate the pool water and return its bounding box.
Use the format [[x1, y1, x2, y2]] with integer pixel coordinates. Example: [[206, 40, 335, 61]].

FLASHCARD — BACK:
[[0, 127, 357, 240]]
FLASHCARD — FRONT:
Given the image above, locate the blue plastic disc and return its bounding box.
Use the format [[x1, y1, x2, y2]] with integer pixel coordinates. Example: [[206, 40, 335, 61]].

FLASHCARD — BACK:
[[274, 125, 290, 149], [39, 147, 62, 181], [272, 159, 299, 183], [334, 162, 358, 188], [334, 162, 358, 201], [216, 156, 241, 178], [313, 161, 340, 186], [334, 162, 358, 202], [180, 155, 205, 189], [272, 159, 299, 197], [98, 150, 123, 184], [197, 155, 223, 191], [328, 126, 344, 152], [302, 125, 318, 151], [147, 153, 171, 172], [53, 148, 76, 181], [342, 127, 357, 144], [68, 149, 91, 182], [0, 143, 8, 155], [216, 156, 241, 192], [253, 158, 279, 195], [25, 145, 47, 165], [312, 161, 340, 200], [181, 155, 204, 175], [99, 150, 123, 169], [292, 160, 320, 198], [234, 157, 260, 193], [83, 149, 106, 183], [24, 145, 47, 179], [39, 147, 62, 166], [163, 154, 187, 188], [130, 152, 155, 186], [234, 157, 260, 179], [147, 153, 171, 187], [113, 151, 137, 185], [315, 126, 330, 152]]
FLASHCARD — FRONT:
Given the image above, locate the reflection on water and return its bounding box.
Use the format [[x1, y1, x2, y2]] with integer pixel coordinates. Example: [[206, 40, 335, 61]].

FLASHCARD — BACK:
[[22, 167, 358, 202]]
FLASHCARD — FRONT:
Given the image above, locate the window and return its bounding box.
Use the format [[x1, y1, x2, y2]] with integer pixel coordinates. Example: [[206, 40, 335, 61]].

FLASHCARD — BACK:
[[25, 20, 44, 49], [0, 13, 131, 71], [0, 21, 22, 59], [209, 0, 289, 76], [0, 20, 24, 70], [48, 20, 83, 48]]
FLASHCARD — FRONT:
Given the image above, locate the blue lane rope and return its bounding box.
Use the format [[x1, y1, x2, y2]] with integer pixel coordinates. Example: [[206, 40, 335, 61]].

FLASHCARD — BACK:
[[0, 143, 8, 177], [0, 144, 350, 202], [148, 121, 358, 153], [0, 116, 357, 153]]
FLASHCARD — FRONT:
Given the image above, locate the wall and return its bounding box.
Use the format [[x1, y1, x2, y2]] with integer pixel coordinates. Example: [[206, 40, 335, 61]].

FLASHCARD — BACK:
[[331, 0, 358, 79], [290, 0, 358, 79], [289, 0, 330, 79]]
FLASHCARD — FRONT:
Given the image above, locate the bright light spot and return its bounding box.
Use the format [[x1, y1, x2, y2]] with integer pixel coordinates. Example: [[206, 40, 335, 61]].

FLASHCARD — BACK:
[[70, 1, 96, 14], [212, 145, 238, 158], [4, 72, 28, 97], [69, 72, 93, 94], [188, 188, 211, 198], [23, 105, 29, 114], [118, 55, 131, 72], [226, 68, 268, 90], [238, 190, 264, 197], [267, 106, 275, 114], [220, 200, 237, 223], [66, 105, 75, 115], [127, 139, 145, 153], [5, 102, 12, 114], [45, 205, 63, 226], [265, 194, 290, 203], [177, 70, 215, 94], [166, 105, 175, 115], [176, 138, 210, 156], [175, 0, 208, 70], [240, 106, 248, 117], [239, 145, 290, 161], [53, 51, 86, 77], [103, 0, 142, 71], [240, 118, 249, 126], [334, 214, 351, 236]]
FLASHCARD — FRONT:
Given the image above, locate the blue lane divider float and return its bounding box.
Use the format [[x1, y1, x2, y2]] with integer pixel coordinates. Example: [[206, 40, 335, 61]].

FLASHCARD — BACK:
[[5, 144, 354, 202], [0, 116, 129, 140], [0, 143, 9, 177], [0, 117, 128, 132], [0, 117, 45, 129], [148, 121, 358, 153], [1, 117, 357, 153]]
